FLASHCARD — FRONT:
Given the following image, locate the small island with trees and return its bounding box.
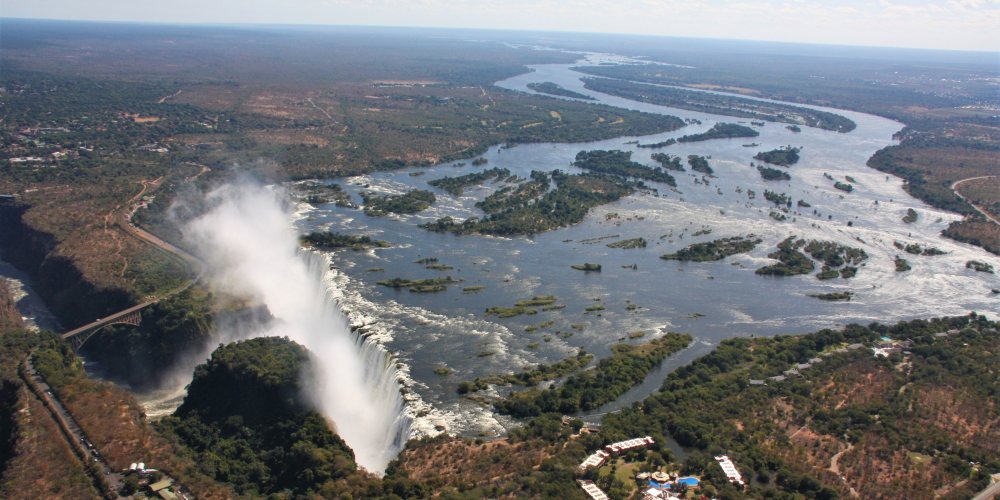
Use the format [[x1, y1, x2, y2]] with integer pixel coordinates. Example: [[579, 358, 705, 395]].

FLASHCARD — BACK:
[[427, 167, 514, 195], [377, 276, 460, 293], [687, 155, 713, 175], [361, 189, 436, 215], [757, 237, 868, 279], [495, 333, 692, 417], [754, 146, 802, 166], [677, 122, 759, 143], [572, 149, 676, 186], [650, 152, 685, 171], [299, 231, 390, 251], [420, 170, 638, 236], [757, 165, 791, 181], [526, 81, 596, 100], [661, 235, 763, 262]]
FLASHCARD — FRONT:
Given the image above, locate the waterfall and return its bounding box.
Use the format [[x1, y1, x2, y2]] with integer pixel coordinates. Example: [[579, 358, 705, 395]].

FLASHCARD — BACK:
[[183, 181, 410, 473]]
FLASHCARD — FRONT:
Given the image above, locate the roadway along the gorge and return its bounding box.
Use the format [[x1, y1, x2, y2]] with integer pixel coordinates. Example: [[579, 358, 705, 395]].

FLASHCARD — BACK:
[[951, 175, 1000, 227], [20, 355, 125, 497]]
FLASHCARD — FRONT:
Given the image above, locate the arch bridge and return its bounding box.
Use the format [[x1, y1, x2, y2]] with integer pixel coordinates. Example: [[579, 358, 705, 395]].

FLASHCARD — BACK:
[[61, 301, 153, 351]]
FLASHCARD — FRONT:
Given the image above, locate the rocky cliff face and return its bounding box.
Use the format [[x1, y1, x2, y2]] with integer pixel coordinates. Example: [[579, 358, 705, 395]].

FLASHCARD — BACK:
[[0, 281, 23, 330], [0, 202, 133, 329]]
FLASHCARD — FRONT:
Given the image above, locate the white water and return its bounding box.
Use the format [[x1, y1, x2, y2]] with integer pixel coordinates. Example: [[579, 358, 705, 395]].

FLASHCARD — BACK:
[[182, 182, 409, 473]]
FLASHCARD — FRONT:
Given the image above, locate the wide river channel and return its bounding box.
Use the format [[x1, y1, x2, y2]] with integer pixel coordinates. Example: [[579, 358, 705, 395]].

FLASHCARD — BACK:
[[289, 51, 999, 438]]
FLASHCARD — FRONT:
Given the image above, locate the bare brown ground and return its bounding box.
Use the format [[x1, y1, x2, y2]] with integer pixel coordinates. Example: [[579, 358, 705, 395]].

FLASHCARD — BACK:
[[56, 378, 234, 498], [0, 386, 99, 499], [397, 436, 554, 489]]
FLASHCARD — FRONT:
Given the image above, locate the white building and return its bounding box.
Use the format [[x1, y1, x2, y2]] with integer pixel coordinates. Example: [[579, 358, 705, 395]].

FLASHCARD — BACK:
[[579, 450, 610, 471], [579, 480, 610, 500], [605, 436, 655, 454], [714, 455, 745, 487]]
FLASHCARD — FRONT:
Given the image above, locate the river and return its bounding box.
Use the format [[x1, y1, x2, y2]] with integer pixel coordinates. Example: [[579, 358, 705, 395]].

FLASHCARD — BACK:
[[3, 49, 996, 445], [291, 50, 999, 439]]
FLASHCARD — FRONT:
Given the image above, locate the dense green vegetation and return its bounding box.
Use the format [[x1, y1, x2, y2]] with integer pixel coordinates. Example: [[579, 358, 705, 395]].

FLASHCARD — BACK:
[[291, 182, 357, 208], [427, 167, 514, 196], [496, 333, 692, 417], [607, 238, 647, 249], [833, 181, 854, 193], [157, 338, 360, 497], [661, 235, 762, 262], [763, 190, 792, 207], [808, 291, 854, 301], [756, 236, 815, 276], [637, 138, 677, 148], [485, 295, 559, 318], [755, 237, 867, 280], [84, 288, 216, 389], [474, 171, 550, 214], [581, 77, 856, 132], [377, 276, 459, 293], [361, 189, 436, 216], [803, 240, 868, 269], [300, 231, 390, 251], [596, 315, 999, 499], [650, 152, 684, 171], [903, 208, 919, 223], [757, 165, 791, 181], [754, 146, 802, 166], [676, 122, 760, 143], [526, 82, 595, 100], [895, 256, 912, 272], [966, 260, 995, 273], [458, 349, 595, 394], [687, 155, 713, 174], [421, 170, 636, 236], [894, 240, 946, 256], [573, 150, 676, 186]]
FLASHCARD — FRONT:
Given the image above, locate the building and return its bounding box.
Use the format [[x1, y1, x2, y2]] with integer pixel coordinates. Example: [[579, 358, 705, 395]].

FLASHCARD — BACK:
[[714, 455, 745, 487], [578, 480, 610, 500], [579, 436, 655, 473], [605, 436, 655, 455], [148, 478, 173, 495], [579, 450, 610, 471]]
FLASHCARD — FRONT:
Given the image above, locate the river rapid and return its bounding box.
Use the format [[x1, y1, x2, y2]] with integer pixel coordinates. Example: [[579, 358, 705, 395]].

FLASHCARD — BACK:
[[4, 49, 995, 450], [293, 50, 999, 439]]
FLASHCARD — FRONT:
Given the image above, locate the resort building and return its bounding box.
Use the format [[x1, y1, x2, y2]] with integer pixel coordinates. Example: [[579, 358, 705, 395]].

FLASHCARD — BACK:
[[579, 450, 611, 471], [714, 455, 745, 487], [605, 436, 656, 454], [579, 480, 610, 500]]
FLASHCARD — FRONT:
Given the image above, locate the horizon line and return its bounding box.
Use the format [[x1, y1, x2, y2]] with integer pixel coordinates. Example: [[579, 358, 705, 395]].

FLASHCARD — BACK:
[[3, 16, 999, 56]]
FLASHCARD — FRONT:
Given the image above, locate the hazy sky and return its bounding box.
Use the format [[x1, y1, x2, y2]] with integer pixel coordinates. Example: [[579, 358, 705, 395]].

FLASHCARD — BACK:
[[3, 0, 999, 52]]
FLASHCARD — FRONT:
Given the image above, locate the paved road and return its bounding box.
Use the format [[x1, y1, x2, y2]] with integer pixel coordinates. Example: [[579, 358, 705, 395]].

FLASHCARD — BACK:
[[62, 178, 204, 343], [951, 175, 1000, 227], [22, 355, 125, 497], [972, 480, 1000, 500]]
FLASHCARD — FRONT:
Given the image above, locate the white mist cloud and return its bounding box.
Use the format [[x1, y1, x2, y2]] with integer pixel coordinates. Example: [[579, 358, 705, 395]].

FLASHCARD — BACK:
[[182, 181, 409, 473]]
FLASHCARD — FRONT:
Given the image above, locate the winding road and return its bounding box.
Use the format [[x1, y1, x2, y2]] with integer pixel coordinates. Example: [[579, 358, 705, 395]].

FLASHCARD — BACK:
[[63, 174, 205, 347], [951, 175, 1000, 226], [972, 480, 1000, 500]]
